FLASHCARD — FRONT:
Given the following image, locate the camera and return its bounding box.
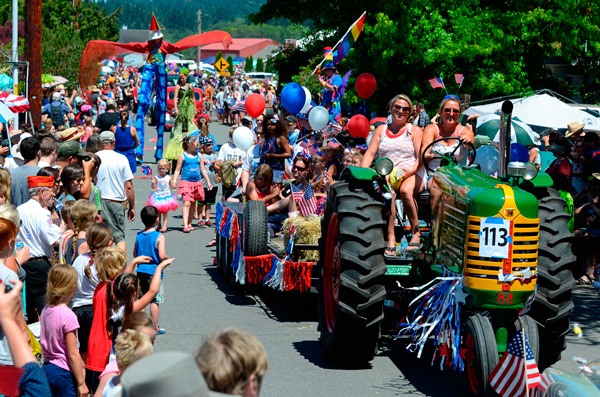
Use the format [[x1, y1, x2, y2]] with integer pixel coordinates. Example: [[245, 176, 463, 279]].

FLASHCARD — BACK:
[[281, 185, 291, 197], [4, 281, 13, 293]]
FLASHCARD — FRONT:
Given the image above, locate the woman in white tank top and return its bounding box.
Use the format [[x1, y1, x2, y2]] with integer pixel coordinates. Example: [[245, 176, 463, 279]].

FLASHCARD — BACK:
[[362, 94, 425, 255]]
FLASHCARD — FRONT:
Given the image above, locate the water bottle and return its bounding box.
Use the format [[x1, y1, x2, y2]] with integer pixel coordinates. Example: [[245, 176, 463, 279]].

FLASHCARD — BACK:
[[397, 235, 408, 259]]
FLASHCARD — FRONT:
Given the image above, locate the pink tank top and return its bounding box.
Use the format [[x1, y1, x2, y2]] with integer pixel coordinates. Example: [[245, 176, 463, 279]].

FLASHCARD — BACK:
[[378, 124, 417, 170]]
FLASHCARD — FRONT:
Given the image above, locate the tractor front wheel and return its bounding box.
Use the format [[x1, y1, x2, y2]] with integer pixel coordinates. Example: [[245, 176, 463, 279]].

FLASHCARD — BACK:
[[318, 182, 387, 363], [464, 314, 498, 397]]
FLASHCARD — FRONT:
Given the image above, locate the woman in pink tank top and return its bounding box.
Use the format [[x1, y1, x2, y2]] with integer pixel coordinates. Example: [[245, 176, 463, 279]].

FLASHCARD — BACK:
[[362, 94, 425, 255]]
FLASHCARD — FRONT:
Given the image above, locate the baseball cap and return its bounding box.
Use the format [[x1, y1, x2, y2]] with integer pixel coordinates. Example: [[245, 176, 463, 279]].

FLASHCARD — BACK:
[[285, 115, 297, 123], [58, 141, 91, 160], [242, 116, 253, 123], [199, 136, 213, 146], [52, 92, 61, 101], [99, 131, 116, 143], [106, 99, 117, 108]]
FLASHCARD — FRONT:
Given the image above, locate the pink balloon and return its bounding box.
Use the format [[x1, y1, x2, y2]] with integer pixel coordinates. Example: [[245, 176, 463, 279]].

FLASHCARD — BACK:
[[245, 93, 266, 118], [355, 73, 377, 99], [347, 114, 370, 139]]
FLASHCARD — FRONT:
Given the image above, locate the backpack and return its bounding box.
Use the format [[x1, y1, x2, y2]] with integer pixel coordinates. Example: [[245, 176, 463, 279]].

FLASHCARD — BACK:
[[50, 102, 65, 128], [219, 160, 237, 190]]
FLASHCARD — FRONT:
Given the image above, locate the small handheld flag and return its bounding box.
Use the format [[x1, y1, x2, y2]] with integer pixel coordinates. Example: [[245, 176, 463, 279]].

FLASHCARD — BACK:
[[429, 77, 445, 90], [454, 73, 464, 88]]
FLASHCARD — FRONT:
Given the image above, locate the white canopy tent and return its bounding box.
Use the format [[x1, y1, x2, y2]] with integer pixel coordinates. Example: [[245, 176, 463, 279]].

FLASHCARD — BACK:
[[464, 93, 600, 132]]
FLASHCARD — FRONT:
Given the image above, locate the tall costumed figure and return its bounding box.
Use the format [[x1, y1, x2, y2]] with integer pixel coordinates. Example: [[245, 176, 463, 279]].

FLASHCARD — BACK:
[[79, 14, 232, 161]]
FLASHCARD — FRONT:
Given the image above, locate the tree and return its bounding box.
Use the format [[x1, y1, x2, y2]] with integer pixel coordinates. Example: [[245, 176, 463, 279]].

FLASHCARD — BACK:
[[251, 0, 600, 112], [226, 55, 234, 75], [255, 57, 264, 72], [244, 55, 254, 73]]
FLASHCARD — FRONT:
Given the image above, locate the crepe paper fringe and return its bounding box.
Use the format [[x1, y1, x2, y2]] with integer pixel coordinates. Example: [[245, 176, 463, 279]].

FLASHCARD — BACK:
[[396, 269, 466, 372]]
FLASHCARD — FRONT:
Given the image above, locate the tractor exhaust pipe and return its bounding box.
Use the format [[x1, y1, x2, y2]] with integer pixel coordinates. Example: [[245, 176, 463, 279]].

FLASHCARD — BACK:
[[498, 100, 513, 180]]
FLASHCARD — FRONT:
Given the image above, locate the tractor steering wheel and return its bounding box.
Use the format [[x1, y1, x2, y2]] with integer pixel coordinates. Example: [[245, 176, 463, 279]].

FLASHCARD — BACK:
[[421, 137, 477, 174]]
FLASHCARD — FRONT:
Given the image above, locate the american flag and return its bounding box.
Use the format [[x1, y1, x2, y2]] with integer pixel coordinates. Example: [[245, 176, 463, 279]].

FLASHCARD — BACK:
[[489, 330, 541, 396], [141, 165, 152, 176], [454, 73, 464, 87], [428, 77, 445, 90], [327, 138, 341, 149], [291, 183, 317, 217], [322, 122, 343, 138], [299, 139, 319, 157]]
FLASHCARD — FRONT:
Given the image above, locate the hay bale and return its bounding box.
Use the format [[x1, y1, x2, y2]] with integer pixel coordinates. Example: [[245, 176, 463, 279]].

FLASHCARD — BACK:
[[282, 215, 321, 262]]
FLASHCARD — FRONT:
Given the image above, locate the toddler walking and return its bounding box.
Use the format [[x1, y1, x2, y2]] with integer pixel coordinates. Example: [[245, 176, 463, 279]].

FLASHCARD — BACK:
[[147, 159, 179, 232], [40, 264, 88, 397], [198, 136, 218, 227], [171, 135, 212, 232]]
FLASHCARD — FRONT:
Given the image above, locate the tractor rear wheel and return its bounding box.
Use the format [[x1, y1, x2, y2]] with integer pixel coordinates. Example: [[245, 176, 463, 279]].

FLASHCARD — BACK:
[[464, 314, 498, 397], [318, 182, 387, 363], [528, 190, 576, 369]]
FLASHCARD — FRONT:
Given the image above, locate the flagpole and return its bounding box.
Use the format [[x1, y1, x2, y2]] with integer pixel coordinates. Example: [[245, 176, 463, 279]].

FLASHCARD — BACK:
[[519, 318, 530, 397], [440, 76, 449, 96], [311, 11, 366, 75]]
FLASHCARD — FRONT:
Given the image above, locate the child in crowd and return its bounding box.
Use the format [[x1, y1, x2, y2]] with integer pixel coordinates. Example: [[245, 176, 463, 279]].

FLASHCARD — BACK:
[[95, 312, 157, 396], [63, 200, 98, 265], [72, 223, 113, 363], [96, 330, 154, 397], [171, 135, 212, 233], [198, 137, 218, 227], [82, 116, 94, 144], [40, 264, 88, 397], [57, 200, 76, 264], [147, 159, 179, 232], [133, 206, 170, 334]]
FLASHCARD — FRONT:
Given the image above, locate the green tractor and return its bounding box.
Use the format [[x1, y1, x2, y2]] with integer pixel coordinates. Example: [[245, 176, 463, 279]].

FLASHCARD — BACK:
[[318, 101, 575, 395]]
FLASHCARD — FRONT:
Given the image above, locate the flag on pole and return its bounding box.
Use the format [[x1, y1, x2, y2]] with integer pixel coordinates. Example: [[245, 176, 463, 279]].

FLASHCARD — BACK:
[[454, 73, 464, 87], [428, 77, 445, 90], [327, 137, 341, 149], [291, 183, 317, 217], [488, 330, 541, 397], [333, 12, 367, 65]]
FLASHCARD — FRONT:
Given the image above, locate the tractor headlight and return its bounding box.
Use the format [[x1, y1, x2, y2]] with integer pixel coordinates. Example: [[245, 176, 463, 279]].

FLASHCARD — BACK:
[[523, 163, 538, 181], [507, 161, 526, 178], [375, 157, 393, 176]]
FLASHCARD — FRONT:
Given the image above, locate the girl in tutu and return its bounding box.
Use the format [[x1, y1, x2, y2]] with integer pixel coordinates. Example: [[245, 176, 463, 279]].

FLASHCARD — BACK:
[[147, 159, 179, 232], [171, 135, 213, 233]]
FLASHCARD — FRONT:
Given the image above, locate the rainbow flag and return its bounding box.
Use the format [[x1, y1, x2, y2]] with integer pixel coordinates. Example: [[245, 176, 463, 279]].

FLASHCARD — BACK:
[[333, 12, 366, 64]]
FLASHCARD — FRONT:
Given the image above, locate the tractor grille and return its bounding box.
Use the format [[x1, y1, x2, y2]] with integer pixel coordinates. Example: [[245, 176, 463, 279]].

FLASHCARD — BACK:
[[464, 216, 539, 292]]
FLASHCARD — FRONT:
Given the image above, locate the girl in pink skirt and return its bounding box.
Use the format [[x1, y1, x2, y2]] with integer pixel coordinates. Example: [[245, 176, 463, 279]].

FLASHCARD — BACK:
[[171, 135, 213, 232], [147, 159, 179, 232]]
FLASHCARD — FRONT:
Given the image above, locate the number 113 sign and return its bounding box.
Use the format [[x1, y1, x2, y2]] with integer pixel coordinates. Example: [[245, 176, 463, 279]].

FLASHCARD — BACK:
[[478, 217, 512, 258]]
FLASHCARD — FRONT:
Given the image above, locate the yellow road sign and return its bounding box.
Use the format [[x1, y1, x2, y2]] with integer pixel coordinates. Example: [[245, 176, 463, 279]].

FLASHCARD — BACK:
[[215, 58, 230, 73]]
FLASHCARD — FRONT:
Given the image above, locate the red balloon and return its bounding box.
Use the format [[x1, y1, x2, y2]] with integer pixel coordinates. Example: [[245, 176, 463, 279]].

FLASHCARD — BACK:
[[347, 114, 370, 139], [245, 93, 265, 118], [355, 73, 377, 99]]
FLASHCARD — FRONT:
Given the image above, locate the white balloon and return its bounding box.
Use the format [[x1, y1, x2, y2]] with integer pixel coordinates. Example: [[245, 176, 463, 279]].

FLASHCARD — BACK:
[[300, 87, 312, 114], [308, 106, 329, 131], [232, 126, 254, 152]]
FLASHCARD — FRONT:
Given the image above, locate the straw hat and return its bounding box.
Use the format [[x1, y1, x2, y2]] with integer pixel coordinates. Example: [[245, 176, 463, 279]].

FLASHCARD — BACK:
[[58, 127, 85, 142], [565, 121, 584, 138]]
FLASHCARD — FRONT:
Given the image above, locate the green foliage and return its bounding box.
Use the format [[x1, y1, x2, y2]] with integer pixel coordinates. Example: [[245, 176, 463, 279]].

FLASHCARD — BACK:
[[215, 51, 223, 62], [265, 57, 274, 73], [255, 58, 264, 72], [226, 55, 234, 74], [245, 55, 254, 72], [252, 0, 600, 112]]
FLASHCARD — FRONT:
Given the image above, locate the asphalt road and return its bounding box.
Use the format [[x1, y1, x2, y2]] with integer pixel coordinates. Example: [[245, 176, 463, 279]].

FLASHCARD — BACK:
[[121, 121, 599, 397]]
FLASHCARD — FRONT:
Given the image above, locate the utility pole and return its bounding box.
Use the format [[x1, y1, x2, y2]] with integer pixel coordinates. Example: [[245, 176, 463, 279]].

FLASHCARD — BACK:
[[25, 0, 42, 128], [11, 0, 19, 129], [196, 9, 202, 64]]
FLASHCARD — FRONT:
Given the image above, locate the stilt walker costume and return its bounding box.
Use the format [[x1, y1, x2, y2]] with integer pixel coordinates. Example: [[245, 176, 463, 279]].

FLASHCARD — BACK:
[[79, 15, 232, 161]]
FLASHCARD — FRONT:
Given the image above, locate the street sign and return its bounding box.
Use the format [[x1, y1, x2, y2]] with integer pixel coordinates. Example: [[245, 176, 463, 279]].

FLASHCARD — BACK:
[[215, 58, 230, 73]]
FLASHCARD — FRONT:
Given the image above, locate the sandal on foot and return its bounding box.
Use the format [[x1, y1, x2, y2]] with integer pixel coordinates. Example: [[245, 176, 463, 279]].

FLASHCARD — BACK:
[[576, 274, 594, 286], [406, 242, 423, 252], [205, 220, 213, 227], [183, 226, 194, 233], [384, 247, 397, 258], [198, 220, 206, 228], [159, 227, 168, 233], [206, 239, 217, 247]]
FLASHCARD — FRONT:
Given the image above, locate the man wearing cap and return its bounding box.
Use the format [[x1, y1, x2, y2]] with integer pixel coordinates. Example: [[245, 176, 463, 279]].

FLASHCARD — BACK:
[[96, 131, 135, 250], [96, 99, 119, 133], [10, 136, 41, 207], [42, 92, 71, 129], [17, 175, 62, 322]]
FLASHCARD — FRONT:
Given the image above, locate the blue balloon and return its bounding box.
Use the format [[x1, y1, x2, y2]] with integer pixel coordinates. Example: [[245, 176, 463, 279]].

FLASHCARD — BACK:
[[510, 143, 528, 163], [280, 83, 306, 114]]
